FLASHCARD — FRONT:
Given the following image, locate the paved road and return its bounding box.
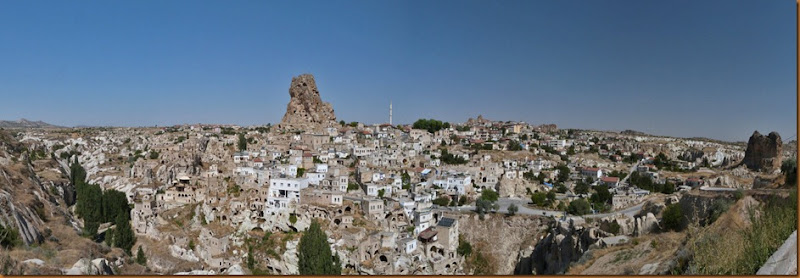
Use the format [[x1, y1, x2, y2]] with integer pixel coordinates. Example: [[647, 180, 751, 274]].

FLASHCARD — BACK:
[[619, 160, 641, 186], [583, 203, 644, 219], [435, 197, 645, 219], [698, 186, 739, 192]]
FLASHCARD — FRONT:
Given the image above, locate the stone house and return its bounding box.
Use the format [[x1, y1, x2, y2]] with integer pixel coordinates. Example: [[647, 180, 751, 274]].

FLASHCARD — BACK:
[[435, 217, 459, 251], [199, 227, 229, 258], [299, 188, 343, 207], [362, 198, 384, 216]]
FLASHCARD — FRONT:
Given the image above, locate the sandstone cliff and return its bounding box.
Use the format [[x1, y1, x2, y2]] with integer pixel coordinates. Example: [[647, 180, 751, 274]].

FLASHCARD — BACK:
[[742, 131, 782, 172], [278, 74, 337, 132], [527, 220, 611, 274]]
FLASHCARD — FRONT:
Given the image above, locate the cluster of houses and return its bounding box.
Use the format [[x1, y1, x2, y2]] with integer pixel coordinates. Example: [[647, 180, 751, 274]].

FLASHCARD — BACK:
[[121, 116, 746, 274]]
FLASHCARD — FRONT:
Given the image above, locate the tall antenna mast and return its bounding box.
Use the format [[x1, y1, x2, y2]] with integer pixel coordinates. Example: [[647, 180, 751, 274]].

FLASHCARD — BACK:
[[389, 100, 393, 125]]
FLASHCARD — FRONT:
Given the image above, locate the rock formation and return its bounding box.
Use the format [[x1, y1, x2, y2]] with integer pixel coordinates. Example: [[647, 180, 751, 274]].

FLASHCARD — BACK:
[[527, 220, 611, 274], [278, 74, 337, 131], [458, 214, 545, 274], [599, 213, 660, 238], [742, 131, 782, 172]]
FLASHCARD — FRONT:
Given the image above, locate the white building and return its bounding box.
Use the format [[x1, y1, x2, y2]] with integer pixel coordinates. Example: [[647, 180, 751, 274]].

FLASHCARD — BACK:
[[414, 209, 433, 235], [433, 174, 473, 195], [267, 177, 309, 211]]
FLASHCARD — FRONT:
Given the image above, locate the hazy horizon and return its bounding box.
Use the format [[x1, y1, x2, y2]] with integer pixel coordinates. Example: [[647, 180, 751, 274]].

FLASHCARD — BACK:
[[0, 0, 795, 142]]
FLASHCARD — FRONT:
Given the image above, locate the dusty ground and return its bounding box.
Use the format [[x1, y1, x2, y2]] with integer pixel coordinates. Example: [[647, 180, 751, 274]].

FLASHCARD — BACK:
[[568, 232, 686, 275], [567, 196, 762, 275]]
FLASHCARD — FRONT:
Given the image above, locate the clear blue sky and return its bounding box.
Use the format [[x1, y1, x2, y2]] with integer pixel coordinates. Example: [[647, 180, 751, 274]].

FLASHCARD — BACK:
[[0, 0, 795, 142]]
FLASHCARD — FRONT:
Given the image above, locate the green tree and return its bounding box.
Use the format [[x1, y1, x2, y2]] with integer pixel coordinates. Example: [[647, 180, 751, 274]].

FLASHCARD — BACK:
[[590, 185, 612, 206], [530, 192, 547, 206], [135, 246, 147, 265], [0, 224, 22, 249], [507, 140, 523, 151], [475, 199, 498, 220], [237, 133, 247, 151], [298, 220, 342, 275], [70, 157, 87, 186], [83, 221, 99, 239], [401, 171, 411, 188], [507, 203, 519, 216], [101, 189, 130, 223], [567, 199, 591, 215], [77, 183, 104, 232], [662, 203, 683, 231], [246, 245, 255, 270], [296, 168, 305, 178], [555, 164, 570, 183], [432, 197, 450, 206], [457, 235, 472, 257], [289, 214, 297, 225], [546, 191, 556, 202], [112, 214, 136, 254], [608, 221, 621, 235], [480, 189, 499, 202], [377, 189, 385, 198], [574, 181, 590, 195], [440, 149, 468, 165], [458, 195, 468, 206]]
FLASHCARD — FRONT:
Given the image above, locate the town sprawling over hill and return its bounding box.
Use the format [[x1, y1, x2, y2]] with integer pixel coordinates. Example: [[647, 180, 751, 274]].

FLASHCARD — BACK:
[[0, 74, 795, 275]]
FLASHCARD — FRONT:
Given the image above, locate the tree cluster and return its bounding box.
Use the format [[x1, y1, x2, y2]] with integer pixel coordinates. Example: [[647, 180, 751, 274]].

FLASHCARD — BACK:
[[506, 140, 523, 151], [555, 164, 570, 183], [662, 203, 683, 231], [412, 119, 450, 134], [628, 171, 675, 194], [71, 158, 135, 253], [567, 198, 591, 215], [440, 149, 468, 165]]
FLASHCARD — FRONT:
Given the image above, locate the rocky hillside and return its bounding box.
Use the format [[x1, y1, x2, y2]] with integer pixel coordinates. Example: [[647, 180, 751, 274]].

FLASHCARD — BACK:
[[456, 213, 547, 275], [0, 119, 62, 129], [0, 129, 140, 275]]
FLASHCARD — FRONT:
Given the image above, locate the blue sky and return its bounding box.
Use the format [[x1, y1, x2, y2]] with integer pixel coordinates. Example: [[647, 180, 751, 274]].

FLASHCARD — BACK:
[[0, 0, 794, 142]]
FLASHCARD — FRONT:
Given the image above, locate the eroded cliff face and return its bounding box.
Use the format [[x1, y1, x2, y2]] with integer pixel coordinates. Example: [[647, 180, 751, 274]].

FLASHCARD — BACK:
[[0, 130, 135, 275], [527, 221, 611, 275], [455, 214, 547, 274], [278, 74, 338, 132], [742, 131, 782, 172], [678, 192, 729, 227]]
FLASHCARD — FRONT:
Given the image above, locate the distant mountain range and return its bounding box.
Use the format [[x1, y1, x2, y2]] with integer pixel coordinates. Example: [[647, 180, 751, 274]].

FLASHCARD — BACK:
[[0, 119, 63, 128]]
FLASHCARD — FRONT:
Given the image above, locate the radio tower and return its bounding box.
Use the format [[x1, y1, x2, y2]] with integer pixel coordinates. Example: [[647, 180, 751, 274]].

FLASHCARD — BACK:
[[389, 101, 393, 125]]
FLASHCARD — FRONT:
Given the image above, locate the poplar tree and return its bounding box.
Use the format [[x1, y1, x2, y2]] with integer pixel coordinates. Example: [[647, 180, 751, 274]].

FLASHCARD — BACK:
[[298, 220, 341, 275]]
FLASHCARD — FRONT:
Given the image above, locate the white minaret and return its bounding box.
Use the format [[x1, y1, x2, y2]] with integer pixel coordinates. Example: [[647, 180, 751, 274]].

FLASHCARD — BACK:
[[389, 101, 393, 125]]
